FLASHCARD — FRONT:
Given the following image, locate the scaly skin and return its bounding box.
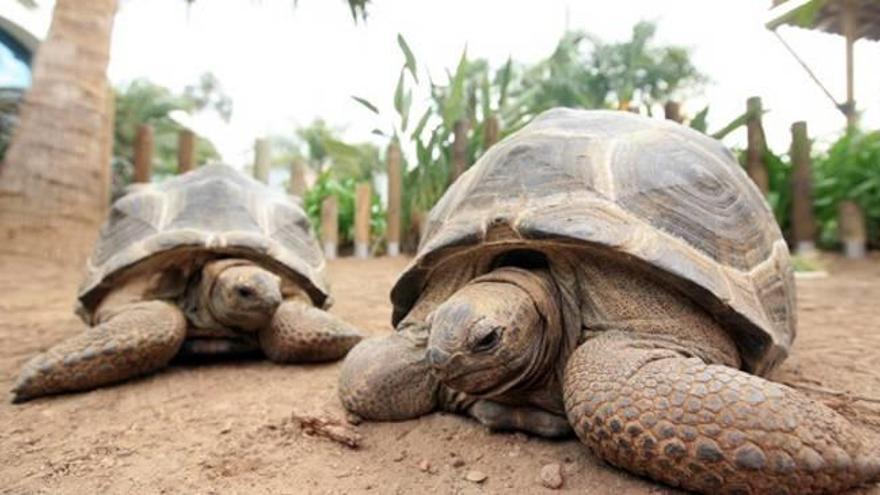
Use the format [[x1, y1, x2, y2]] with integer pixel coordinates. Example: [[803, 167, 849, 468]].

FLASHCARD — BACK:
[[260, 299, 363, 363], [12, 301, 186, 402], [564, 331, 880, 494]]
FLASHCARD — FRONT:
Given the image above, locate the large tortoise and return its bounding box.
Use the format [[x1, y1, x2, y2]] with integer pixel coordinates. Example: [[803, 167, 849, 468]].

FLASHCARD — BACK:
[[340, 109, 879, 494], [13, 164, 362, 402]]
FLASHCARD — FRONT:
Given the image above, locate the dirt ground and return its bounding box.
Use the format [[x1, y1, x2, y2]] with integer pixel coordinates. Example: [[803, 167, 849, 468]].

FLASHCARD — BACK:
[[1, 253, 879, 494]]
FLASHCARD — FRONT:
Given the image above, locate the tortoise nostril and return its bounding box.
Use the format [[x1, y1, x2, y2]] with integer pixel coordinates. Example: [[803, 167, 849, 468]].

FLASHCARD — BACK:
[[236, 286, 255, 299], [427, 348, 450, 370]]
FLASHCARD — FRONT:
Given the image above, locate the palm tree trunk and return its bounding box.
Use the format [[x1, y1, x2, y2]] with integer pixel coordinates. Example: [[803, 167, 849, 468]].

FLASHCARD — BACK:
[[0, 0, 118, 266]]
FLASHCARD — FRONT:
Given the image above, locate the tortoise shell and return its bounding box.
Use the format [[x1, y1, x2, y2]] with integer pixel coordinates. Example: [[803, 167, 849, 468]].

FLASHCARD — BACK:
[[79, 164, 328, 317], [391, 109, 795, 376]]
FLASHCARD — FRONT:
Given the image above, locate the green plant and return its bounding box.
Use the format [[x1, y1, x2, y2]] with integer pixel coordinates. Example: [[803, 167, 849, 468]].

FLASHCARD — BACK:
[[813, 129, 880, 247], [303, 172, 386, 248]]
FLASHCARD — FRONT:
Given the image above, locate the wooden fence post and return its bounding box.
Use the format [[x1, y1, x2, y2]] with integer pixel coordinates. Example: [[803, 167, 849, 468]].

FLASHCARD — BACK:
[[746, 97, 769, 194], [484, 114, 500, 149], [177, 129, 195, 174], [386, 140, 402, 256], [664, 101, 683, 123], [451, 118, 470, 182], [321, 196, 338, 260], [790, 121, 816, 253], [288, 159, 307, 197], [354, 182, 371, 259], [838, 200, 866, 259], [254, 138, 271, 184], [133, 123, 153, 183], [100, 84, 115, 212]]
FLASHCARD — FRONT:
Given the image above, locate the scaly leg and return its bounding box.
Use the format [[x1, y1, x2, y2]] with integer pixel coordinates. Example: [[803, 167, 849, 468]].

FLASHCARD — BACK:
[[259, 300, 363, 363], [12, 301, 186, 402], [564, 331, 880, 495], [339, 332, 449, 420]]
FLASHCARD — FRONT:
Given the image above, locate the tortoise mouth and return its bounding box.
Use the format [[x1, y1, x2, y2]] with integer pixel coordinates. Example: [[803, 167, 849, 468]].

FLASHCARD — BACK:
[[178, 335, 261, 356]]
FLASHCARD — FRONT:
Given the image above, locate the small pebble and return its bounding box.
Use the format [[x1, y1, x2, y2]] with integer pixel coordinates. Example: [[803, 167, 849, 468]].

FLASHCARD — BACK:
[[392, 451, 406, 462], [465, 470, 488, 483], [418, 460, 431, 472], [539, 463, 563, 489], [452, 458, 466, 468]]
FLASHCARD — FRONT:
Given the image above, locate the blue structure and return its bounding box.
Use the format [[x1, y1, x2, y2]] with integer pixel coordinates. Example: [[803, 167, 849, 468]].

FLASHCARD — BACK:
[[0, 16, 36, 89]]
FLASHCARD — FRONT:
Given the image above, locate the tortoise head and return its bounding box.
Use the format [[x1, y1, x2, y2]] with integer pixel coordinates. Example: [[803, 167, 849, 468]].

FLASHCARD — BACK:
[[207, 260, 283, 332], [425, 267, 559, 397]]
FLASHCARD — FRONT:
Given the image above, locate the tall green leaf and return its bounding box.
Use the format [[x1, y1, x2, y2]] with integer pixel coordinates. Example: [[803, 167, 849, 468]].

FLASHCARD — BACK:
[[351, 95, 379, 114], [397, 34, 419, 83]]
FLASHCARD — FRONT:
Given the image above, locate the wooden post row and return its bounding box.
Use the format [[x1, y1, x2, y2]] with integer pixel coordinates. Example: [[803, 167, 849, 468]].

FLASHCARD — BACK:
[[177, 129, 196, 174], [321, 196, 338, 260], [386, 141, 402, 256], [789, 121, 816, 254], [745, 97, 769, 195], [354, 182, 371, 259], [254, 138, 271, 184], [133, 123, 153, 183]]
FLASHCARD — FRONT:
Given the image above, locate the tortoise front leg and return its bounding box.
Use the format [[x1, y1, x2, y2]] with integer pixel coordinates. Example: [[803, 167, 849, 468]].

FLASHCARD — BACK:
[[259, 299, 363, 363], [469, 399, 573, 438], [564, 331, 880, 495], [12, 301, 186, 402]]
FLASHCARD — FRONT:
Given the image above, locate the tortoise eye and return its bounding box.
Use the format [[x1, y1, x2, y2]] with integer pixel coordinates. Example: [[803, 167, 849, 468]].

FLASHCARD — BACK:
[[473, 328, 501, 352], [236, 286, 255, 299]]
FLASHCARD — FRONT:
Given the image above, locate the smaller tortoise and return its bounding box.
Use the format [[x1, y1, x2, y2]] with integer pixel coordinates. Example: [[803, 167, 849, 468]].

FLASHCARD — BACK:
[[340, 109, 880, 494], [13, 164, 362, 402]]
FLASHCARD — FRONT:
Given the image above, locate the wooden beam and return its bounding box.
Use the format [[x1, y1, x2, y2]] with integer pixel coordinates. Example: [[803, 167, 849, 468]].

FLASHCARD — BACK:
[[253, 138, 270, 184], [664, 101, 683, 123], [321, 195, 338, 260], [177, 129, 195, 174], [133, 123, 153, 183], [354, 182, 371, 259], [838, 200, 866, 259], [288, 159, 307, 197], [386, 140, 402, 256], [451, 118, 470, 182], [790, 121, 816, 253], [843, 0, 858, 127], [745, 97, 769, 195], [484, 114, 500, 148]]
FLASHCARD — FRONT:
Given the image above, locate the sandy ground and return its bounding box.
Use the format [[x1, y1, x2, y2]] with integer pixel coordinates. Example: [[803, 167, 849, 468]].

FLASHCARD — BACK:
[[1, 253, 879, 494]]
